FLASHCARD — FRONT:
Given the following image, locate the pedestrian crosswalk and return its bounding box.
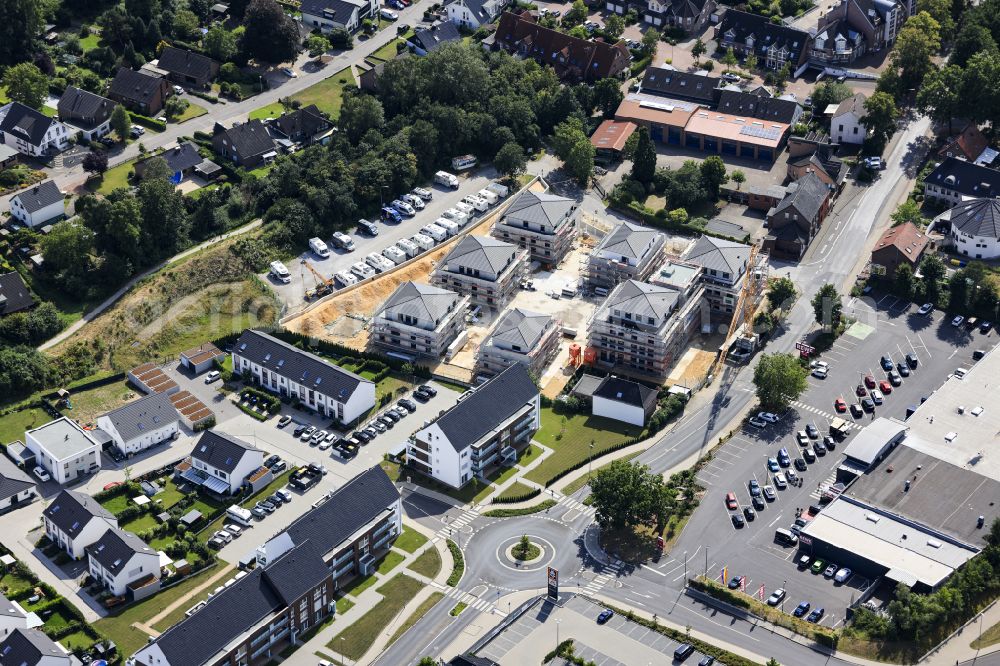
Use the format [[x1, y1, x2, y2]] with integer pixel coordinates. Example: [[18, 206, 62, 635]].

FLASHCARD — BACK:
[[790, 401, 860, 429], [444, 587, 505, 614], [810, 469, 839, 502], [555, 492, 596, 518], [581, 561, 621, 595], [436, 508, 479, 540]]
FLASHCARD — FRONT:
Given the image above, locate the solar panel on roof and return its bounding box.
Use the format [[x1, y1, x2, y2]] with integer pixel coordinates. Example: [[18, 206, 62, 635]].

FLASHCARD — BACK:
[[739, 125, 782, 140]]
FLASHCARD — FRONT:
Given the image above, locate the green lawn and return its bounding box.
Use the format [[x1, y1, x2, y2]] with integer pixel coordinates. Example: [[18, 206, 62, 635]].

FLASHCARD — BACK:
[[524, 409, 643, 485], [99, 493, 132, 515], [561, 452, 641, 495], [387, 591, 444, 646], [519, 443, 542, 467], [336, 596, 355, 615], [94, 566, 220, 658], [495, 481, 535, 502], [79, 32, 101, 52], [328, 574, 424, 660], [120, 512, 158, 534], [406, 547, 442, 579], [40, 106, 57, 118], [342, 572, 379, 598], [62, 379, 137, 423], [0, 85, 8, 103], [394, 526, 428, 554], [94, 159, 135, 195], [371, 38, 404, 61], [376, 550, 405, 576], [0, 571, 37, 596], [172, 102, 208, 123], [59, 630, 95, 652], [249, 67, 356, 121], [0, 407, 52, 446]]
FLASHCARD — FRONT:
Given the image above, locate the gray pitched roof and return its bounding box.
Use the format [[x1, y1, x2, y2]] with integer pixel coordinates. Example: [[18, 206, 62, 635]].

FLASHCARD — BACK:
[[772, 171, 828, 222], [595, 221, 661, 260], [57, 86, 114, 129], [300, 0, 364, 19], [86, 526, 156, 575], [716, 89, 801, 125], [137, 141, 204, 176], [0, 591, 27, 619], [503, 190, 576, 228], [0, 628, 68, 666], [0, 271, 35, 315], [442, 235, 521, 276], [108, 68, 166, 105], [411, 21, 462, 52], [43, 489, 114, 538], [191, 430, 259, 473], [12, 180, 62, 214], [606, 280, 680, 320], [259, 539, 330, 606], [234, 330, 371, 402], [925, 157, 1000, 199], [157, 46, 218, 81], [215, 119, 276, 159], [717, 9, 809, 64], [834, 92, 867, 120], [640, 67, 720, 104], [268, 104, 331, 141], [594, 375, 658, 411], [489, 308, 551, 349], [684, 235, 750, 276], [283, 465, 399, 555], [103, 392, 179, 443], [946, 198, 1000, 241], [0, 102, 58, 147], [0, 455, 34, 503], [445, 0, 492, 21], [377, 281, 463, 325], [433, 364, 538, 452]]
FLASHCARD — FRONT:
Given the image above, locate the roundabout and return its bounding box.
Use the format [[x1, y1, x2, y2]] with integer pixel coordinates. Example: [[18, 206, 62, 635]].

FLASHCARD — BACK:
[[498, 534, 550, 571]]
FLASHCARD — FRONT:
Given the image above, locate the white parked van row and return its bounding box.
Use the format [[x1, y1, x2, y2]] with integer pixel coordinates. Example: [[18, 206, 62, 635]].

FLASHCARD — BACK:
[[421, 224, 447, 242], [435, 218, 459, 236], [434, 171, 459, 188], [441, 208, 469, 226], [383, 246, 406, 265], [335, 271, 358, 287], [486, 182, 509, 198], [454, 201, 474, 217], [411, 233, 434, 251], [462, 195, 488, 212], [309, 237, 330, 258], [396, 238, 419, 257], [269, 261, 291, 283]]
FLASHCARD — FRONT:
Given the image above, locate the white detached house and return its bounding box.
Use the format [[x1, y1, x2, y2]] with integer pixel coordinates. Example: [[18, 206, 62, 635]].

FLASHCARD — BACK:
[[9, 181, 64, 229], [831, 93, 868, 145], [0, 103, 69, 157], [42, 489, 117, 560]]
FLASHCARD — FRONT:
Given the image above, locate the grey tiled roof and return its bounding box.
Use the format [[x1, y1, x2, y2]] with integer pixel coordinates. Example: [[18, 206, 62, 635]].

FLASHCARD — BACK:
[[234, 330, 371, 402], [377, 281, 463, 325], [503, 190, 576, 228], [411, 21, 462, 52], [57, 86, 114, 129], [595, 221, 661, 260], [86, 526, 155, 576], [0, 628, 68, 666], [605, 280, 679, 320], [432, 363, 537, 452], [0, 454, 34, 502], [215, 119, 276, 159], [683, 235, 750, 277], [12, 180, 62, 214], [259, 539, 330, 606], [0, 102, 57, 147], [925, 157, 1000, 199], [594, 375, 658, 411], [442, 235, 521, 276], [282, 465, 399, 556], [43, 489, 114, 538], [716, 89, 801, 125], [138, 141, 204, 176], [191, 430, 259, 474], [640, 67, 719, 104], [488, 308, 552, 349], [0, 591, 27, 619], [0, 271, 35, 315], [108, 68, 166, 105], [103, 392, 179, 444], [772, 172, 828, 223], [947, 198, 1000, 241], [834, 92, 867, 120], [157, 47, 218, 81]]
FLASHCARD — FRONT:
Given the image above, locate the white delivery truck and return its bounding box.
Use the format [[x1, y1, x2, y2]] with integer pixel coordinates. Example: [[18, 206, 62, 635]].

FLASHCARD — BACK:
[[309, 237, 330, 258], [436, 218, 459, 236], [422, 224, 448, 242], [269, 260, 291, 283], [411, 233, 435, 250], [396, 238, 419, 258], [226, 505, 254, 526], [477, 189, 499, 205], [434, 170, 459, 188], [383, 245, 406, 265]]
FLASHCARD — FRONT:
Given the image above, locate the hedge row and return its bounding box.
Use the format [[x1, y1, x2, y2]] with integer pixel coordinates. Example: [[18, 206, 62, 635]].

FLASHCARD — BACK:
[[542, 437, 644, 488], [188, 89, 221, 104], [446, 539, 464, 586], [491, 487, 541, 504], [608, 202, 751, 245], [482, 499, 557, 518], [131, 113, 167, 132]]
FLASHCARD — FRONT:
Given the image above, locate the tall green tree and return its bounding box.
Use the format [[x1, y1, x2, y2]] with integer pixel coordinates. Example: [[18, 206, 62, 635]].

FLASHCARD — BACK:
[[722, 47, 738, 69], [242, 0, 300, 63], [593, 78, 624, 119], [692, 38, 706, 64], [890, 11, 941, 90], [890, 199, 924, 227], [863, 91, 900, 149], [960, 52, 1000, 128], [768, 276, 796, 310], [172, 9, 200, 40], [917, 0, 954, 41], [604, 13, 625, 40], [811, 283, 843, 331], [730, 169, 746, 190], [204, 24, 238, 61], [0, 0, 41, 67], [494, 142, 526, 179], [110, 105, 131, 142], [893, 263, 915, 299], [339, 94, 385, 143], [916, 65, 964, 132], [552, 118, 594, 186], [811, 81, 853, 111], [753, 353, 809, 410], [641, 28, 660, 56], [920, 254, 946, 304], [700, 156, 728, 197], [588, 460, 674, 531], [950, 23, 997, 67], [2, 63, 48, 109], [631, 126, 656, 185]]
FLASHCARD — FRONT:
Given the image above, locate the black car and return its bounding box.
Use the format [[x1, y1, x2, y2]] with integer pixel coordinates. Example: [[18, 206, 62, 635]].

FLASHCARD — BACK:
[[413, 389, 431, 401], [823, 435, 836, 450], [752, 495, 765, 511], [354, 430, 372, 443], [728, 575, 742, 589], [888, 370, 902, 386], [419, 384, 438, 397], [813, 441, 827, 456], [850, 403, 864, 418], [265, 454, 281, 468], [698, 657, 716, 666], [399, 398, 417, 412], [674, 644, 695, 661], [743, 506, 756, 521], [383, 410, 400, 423], [379, 415, 395, 428], [269, 492, 285, 505], [806, 424, 819, 439], [980, 320, 993, 334], [897, 362, 910, 377], [357, 219, 378, 236], [906, 353, 919, 367], [731, 513, 745, 528], [794, 457, 807, 471], [293, 424, 307, 437], [880, 355, 894, 371], [861, 397, 875, 412]]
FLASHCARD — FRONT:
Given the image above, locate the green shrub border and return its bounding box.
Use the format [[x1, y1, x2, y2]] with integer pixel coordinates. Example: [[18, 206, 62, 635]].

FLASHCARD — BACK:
[[482, 499, 557, 518], [446, 539, 464, 586]]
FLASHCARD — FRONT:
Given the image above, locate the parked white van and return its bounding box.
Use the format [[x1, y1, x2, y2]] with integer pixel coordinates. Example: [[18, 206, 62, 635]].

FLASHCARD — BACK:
[[442, 208, 470, 226], [434, 170, 459, 188], [383, 246, 406, 264], [269, 260, 291, 283], [366, 253, 394, 272], [350, 262, 375, 280], [422, 224, 447, 242], [396, 238, 419, 258], [462, 195, 488, 212], [454, 201, 474, 216], [411, 233, 435, 250], [477, 189, 498, 205], [309, 237, 330, 258], [226, 505, 253, 526], [335, 271, 358, 287], [436, 219, 459, 236], [487, 182, 509, 198]]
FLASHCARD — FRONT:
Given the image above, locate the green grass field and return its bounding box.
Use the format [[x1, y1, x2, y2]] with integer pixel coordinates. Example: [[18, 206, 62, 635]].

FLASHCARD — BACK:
[[394, 527, 428, 554], [249, 67, 355, 121], [94, 159, 135, 194], [0, 407, 52, 446], [328, 574, 424, 660], [376, 550, 405, 576], [495, 481, 535, 501], [172, 102, 208, 123], [406, 547, 441, 579], [524, 409, 643, 485], [79, 31, 101, 52]]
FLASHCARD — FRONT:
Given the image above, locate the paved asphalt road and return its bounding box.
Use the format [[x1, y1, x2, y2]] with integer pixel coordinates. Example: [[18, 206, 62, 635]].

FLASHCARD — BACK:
[[372, 116, 937, 666]]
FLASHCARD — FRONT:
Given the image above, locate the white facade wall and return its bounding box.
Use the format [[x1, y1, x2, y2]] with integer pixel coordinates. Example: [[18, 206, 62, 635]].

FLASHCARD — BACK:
[[89, 550, 160, 596], [44, 518, 115, 560], [96, 415, 179, 456], [26, 434, 100, 485], [832, 110, 865, 145], [9, 197, 63, 228], [950, 227, 1000, 260], [0, 486, 34, 512], [0, 121, 69, 158], [592, 395, 646, 427], [410, 423, 465, 489], [301, 8, 359, 32], [192, 448, 263, 494]]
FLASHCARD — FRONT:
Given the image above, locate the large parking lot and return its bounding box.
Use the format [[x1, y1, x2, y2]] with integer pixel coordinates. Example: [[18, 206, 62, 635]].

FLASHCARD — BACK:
[[673, 293, 997, 627]]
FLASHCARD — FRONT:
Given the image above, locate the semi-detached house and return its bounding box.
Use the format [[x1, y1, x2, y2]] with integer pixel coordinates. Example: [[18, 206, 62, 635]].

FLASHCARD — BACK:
[[0, 628, 73, 666], [410, 364, 540, 488], [42, 489, 117, 560], [232, 329, 376, 425], [96, 391, 180, 456], [86, 526, 160, 597]]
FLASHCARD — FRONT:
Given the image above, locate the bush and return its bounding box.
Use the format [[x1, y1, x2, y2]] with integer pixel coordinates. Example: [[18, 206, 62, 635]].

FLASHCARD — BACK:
[[491, 487, 541, 504], [130, 113, 166, 132], [446, 539, 464, 586]]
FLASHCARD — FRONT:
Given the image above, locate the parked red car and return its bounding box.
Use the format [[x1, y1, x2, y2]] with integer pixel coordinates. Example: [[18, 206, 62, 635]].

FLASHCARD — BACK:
[[835, 398, 847, 413]]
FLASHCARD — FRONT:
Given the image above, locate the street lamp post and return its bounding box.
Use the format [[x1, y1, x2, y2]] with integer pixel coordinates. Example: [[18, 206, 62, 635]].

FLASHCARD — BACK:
[[556, 618, 561, 652], [588, 441, 595, 477], [340, 637, 347, 665]]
